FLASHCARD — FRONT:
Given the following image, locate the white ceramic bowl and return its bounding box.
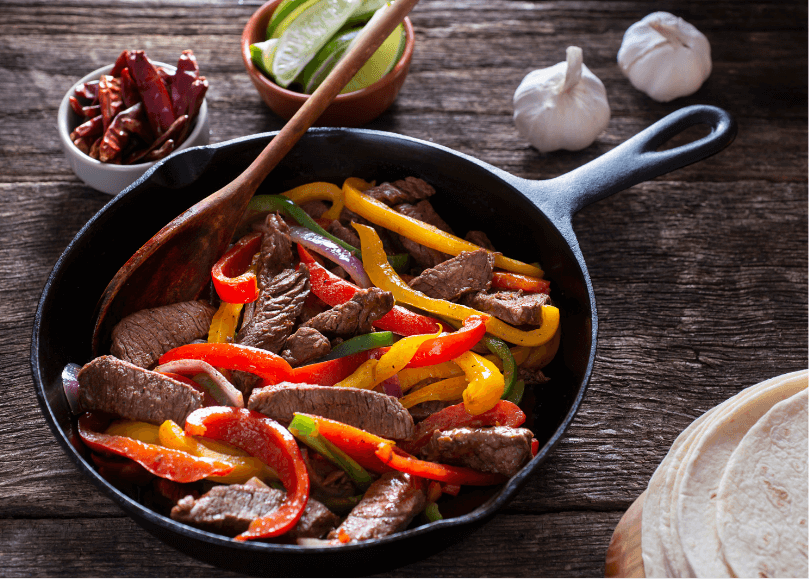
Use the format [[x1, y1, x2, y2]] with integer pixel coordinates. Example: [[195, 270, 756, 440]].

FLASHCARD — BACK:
[[57, 62, 210, 195]]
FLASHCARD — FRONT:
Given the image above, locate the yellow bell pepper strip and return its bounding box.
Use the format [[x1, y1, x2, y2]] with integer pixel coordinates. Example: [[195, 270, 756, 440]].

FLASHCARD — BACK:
[[454, 351, 505, 415], [184, 407, 309, 541], [159, 343, 294, 383], [288, 414, 373, 490], [157, 420, 277, 484], [401, 400, 527, 455], [105, 419, 161, 445], [397, 361, 464, 393], [343, 176, 375, 192], [491, 271, 550, 293], [522, 325, 561, 369], [399, 375, 468, 409], [335, 358, 379, 390], [211, 231, 262, 304], [440, 315, 518, 401], [295, 413, 395, 475], [280, 182, 344, 221], [375, 443, 507, 486], [78, 413, 235, 483], [289, 348, 385, 386], [207, 301, 244, 343], [334, 327, 441, 389], [343, 179, 544, 277], [353, 223, 560, 347]]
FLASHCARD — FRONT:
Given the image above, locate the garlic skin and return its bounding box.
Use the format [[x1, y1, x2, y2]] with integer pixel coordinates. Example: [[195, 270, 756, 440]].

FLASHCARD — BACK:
[[617, 12, 712, 102], [513, 46, 610, 154]]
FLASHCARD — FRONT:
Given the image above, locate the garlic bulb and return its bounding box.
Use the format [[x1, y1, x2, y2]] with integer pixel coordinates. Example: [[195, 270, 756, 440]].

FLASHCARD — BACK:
[[617, 12, 712, 102], [513, 46, 610, 154]]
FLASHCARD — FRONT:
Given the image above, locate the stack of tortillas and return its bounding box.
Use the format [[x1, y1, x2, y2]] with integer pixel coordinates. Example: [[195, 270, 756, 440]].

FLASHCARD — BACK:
[[640, 369, 808, 578]]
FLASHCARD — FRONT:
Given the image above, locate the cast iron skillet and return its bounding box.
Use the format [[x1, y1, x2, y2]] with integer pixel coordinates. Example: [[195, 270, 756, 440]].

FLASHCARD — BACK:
[[32, 104, 735, 575]]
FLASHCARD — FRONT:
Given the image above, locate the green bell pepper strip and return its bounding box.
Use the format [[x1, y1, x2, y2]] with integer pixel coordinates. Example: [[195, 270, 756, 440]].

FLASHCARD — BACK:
[[288, 413, 373, 490], [247, 195, 409, 270], [424, 502, 443, 522], [505, 379, 526, 405], [316, 331, 396, 362]]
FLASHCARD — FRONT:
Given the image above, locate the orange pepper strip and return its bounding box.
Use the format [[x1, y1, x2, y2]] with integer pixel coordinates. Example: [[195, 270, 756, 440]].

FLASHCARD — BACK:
[[297, 413, 395, 474], [78, 413, 234, 483], [491, 271, 550, 294]]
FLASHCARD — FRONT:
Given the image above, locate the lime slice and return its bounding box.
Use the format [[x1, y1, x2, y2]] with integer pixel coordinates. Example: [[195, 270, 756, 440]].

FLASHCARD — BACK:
[[271, 0, 364, 88], [345, 0, 387, 26], [268, 0, 322, 40], [339, 18, 405, 93], [250, 38, 279, 77], [266, 0, 312, 38], [298, 27, 362, 93]]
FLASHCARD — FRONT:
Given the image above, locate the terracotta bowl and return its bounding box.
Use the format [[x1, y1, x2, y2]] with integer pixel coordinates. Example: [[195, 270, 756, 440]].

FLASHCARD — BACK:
[[240, 0, 415, 127]]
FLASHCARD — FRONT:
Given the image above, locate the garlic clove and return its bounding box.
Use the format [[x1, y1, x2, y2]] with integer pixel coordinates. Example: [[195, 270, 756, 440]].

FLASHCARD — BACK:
[[617, 12, 712, 103], [513, 46, 610, 154]]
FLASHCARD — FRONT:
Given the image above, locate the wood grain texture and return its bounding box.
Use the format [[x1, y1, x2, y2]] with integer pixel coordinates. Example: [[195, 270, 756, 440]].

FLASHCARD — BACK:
[[1, 0, 806, 576]]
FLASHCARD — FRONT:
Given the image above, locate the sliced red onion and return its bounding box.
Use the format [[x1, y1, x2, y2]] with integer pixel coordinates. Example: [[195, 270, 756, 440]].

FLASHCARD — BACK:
[[289, 225, 372, 288], [61, 363, 82, 415], [380, 374, 403, 398], [155, 359, 244, 408]]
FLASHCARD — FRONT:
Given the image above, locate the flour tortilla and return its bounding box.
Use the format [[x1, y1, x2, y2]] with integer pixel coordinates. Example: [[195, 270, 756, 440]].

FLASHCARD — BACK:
[[677, 370, 808, 577], [640, 372, 800, 577], [716, 387, 808, 578]]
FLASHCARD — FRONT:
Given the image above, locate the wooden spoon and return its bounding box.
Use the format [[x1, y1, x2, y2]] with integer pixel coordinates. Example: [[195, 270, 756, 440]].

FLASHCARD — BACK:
[[91, 0, 421, 355]]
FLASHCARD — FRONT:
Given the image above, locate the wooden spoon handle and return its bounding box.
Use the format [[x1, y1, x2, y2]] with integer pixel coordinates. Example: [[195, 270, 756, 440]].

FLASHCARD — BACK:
[[226, 0, 422, 198]]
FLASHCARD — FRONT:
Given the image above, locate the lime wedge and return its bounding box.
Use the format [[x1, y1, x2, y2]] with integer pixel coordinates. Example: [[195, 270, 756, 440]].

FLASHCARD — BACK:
[[271, 0, 364, 88], [268, 0, 322, 40], [298, 27, 362, 93], [339, 15, 405, 93], [250, 38, 279, 77], [345, 0, 387, 26], [266, 0, 312, 38]]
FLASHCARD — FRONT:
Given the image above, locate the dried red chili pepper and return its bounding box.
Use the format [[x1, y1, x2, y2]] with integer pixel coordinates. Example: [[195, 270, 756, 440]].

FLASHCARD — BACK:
[[120, 67, 142, 108], [99, 103, 151, 164], [110, 49, 130, 77], [126, 50, 176, 136], [75, 80, 99, 102], [171, 49, 200, 117], [70, 115, 103, 141], [98, 75, 123, 133]]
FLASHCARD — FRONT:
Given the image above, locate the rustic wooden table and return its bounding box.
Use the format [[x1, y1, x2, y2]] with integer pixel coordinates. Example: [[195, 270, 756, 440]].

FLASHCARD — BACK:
[[2, 0, 806, 576]]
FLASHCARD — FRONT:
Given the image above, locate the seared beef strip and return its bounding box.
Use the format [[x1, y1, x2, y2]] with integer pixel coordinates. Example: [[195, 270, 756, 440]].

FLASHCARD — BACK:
[[464, 230, 496, 251], [364, 177, 435, 206], [301, 287, 394, 337], [461, 289, 552, 326], [236, 267, 310, 353], [110, 300, 216, 369], [248, 383, 415, 440], [281, 326, 331, 366], [419, 426, 535, 477], [253, 213, 295, 279], [408, 249, 494, 302], [407, 399, 457, 423], [171, 482, 339, 539], [518, 366, 550, 385], [393, 200, 454, 269], [327, 472, 425, 542], [77, 355, 202, 425], [327, 219, 361, 248]]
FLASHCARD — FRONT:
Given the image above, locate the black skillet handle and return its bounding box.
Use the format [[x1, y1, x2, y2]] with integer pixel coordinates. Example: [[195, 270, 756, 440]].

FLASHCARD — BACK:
[[533, 105, 737, 220]]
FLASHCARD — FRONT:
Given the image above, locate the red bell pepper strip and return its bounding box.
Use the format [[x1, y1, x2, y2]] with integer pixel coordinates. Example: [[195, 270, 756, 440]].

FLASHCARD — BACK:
[[375, 444, 507, 486], [406, 314, 488, 368], [126, 50, 176, 135], [159, 343, 293, 384], [211, 231, 262, 303], [294, 413, 394, 474], [491, 271, 551, 294], [298, 246, 441, 336], [184, 407, 309, 541], [77, 412, 234, 483], [401, 400, 526, 455], [287, 348, 387, 386]]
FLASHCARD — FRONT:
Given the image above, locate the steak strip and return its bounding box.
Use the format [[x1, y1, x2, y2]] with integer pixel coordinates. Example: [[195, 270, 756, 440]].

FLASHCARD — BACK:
[[408, 249, 494, 302], [171, 481, 339, 539], [110, 300, 216, 369], [77, 355, 202, 425], [248, 383, 415, 440], [418, 426, 535, 477], [327, 472, 426, 542], [461, 289, 552, 326]]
